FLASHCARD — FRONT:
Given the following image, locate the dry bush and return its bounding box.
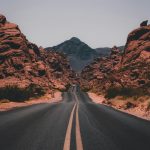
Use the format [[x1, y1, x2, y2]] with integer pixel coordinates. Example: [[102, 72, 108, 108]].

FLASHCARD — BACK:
[[105, 87, 145, 99], [0, 84, 45, 102]]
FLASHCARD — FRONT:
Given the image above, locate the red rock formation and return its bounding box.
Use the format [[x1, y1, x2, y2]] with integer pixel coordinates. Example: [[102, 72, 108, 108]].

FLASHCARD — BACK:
[[117, 24, 150, 94], [0, 14, 74, 99], [81, 23, 150, 97], [81, 46, 122, 94]]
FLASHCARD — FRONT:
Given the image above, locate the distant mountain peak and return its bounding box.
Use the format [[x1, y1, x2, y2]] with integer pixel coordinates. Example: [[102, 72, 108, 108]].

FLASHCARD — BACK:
[[69, 37, 81, 44], [45, 37, 97, 72]]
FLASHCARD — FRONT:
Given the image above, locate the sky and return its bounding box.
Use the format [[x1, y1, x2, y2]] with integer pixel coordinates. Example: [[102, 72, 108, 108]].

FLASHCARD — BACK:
[[0, 0, 150, 48]]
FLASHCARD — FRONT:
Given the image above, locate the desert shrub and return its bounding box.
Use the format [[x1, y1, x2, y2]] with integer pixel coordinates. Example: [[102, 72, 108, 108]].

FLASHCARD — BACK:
[[105, 87, 145, 99], [105, 88, 118, 99], [82, 87, 90, 92], [0, 85, 30, 101], [0, 84, 45, 102], [28, 84, 45, 97]]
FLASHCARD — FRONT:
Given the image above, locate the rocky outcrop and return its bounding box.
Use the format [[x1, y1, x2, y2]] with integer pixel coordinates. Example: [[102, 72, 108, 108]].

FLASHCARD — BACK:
[[95, 46, 124, 57], [81, 23, 150, 98], [117, 23, 150, 95], [80, 46, 122, 94], [140, 20, 148, 27], [0, 14, 74, 100]]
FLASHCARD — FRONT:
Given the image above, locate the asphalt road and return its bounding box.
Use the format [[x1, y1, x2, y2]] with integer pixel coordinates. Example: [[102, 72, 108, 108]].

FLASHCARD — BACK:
[[0, 86, 150, 150]]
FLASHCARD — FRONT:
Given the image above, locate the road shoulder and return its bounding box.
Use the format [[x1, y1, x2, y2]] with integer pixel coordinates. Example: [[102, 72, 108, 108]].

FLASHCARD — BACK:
[[88, 92, 150, 121], [0, 91, 62, 111]]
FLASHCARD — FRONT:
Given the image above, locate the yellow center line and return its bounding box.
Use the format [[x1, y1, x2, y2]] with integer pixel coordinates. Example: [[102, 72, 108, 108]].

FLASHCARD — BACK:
[[76, 104, 83, 150], [63, 103, 77, 150], [63, 85, 84, 150], [73, 86, 84, 150]]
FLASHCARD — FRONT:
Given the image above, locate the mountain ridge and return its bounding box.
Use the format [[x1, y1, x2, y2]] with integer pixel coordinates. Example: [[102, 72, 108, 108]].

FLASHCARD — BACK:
[[45, 37, 124, 72], [46, 37, 97, 72]]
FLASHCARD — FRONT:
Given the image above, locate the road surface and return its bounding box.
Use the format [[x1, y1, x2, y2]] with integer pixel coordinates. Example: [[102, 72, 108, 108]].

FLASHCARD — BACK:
[[0, 86, 150, 150]]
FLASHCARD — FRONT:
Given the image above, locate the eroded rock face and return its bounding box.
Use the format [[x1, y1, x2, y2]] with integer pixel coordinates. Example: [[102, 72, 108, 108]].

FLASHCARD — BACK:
[[81, 24, 150, 97], [81, 46, 122, 94], [118, 24, 150, 94], [0, 14, 74, 97]]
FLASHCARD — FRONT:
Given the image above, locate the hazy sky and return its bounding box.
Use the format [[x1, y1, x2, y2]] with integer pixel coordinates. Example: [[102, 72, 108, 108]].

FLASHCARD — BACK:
[[0, 0, 150, 48]]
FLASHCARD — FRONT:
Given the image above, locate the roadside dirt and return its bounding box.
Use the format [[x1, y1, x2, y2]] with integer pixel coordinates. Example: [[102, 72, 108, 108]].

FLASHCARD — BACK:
[[88, 92, 150, 121], [0, 92, 62, 111]]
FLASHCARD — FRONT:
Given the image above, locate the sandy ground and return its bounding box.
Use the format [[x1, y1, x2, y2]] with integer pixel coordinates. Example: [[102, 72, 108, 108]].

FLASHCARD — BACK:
[[88, 92, 150, 121], [0, 91, 62, 111]]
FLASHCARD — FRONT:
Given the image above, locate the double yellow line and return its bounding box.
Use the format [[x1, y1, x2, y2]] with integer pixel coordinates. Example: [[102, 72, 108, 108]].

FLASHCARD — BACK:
[[63, 87, 83, 150]]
